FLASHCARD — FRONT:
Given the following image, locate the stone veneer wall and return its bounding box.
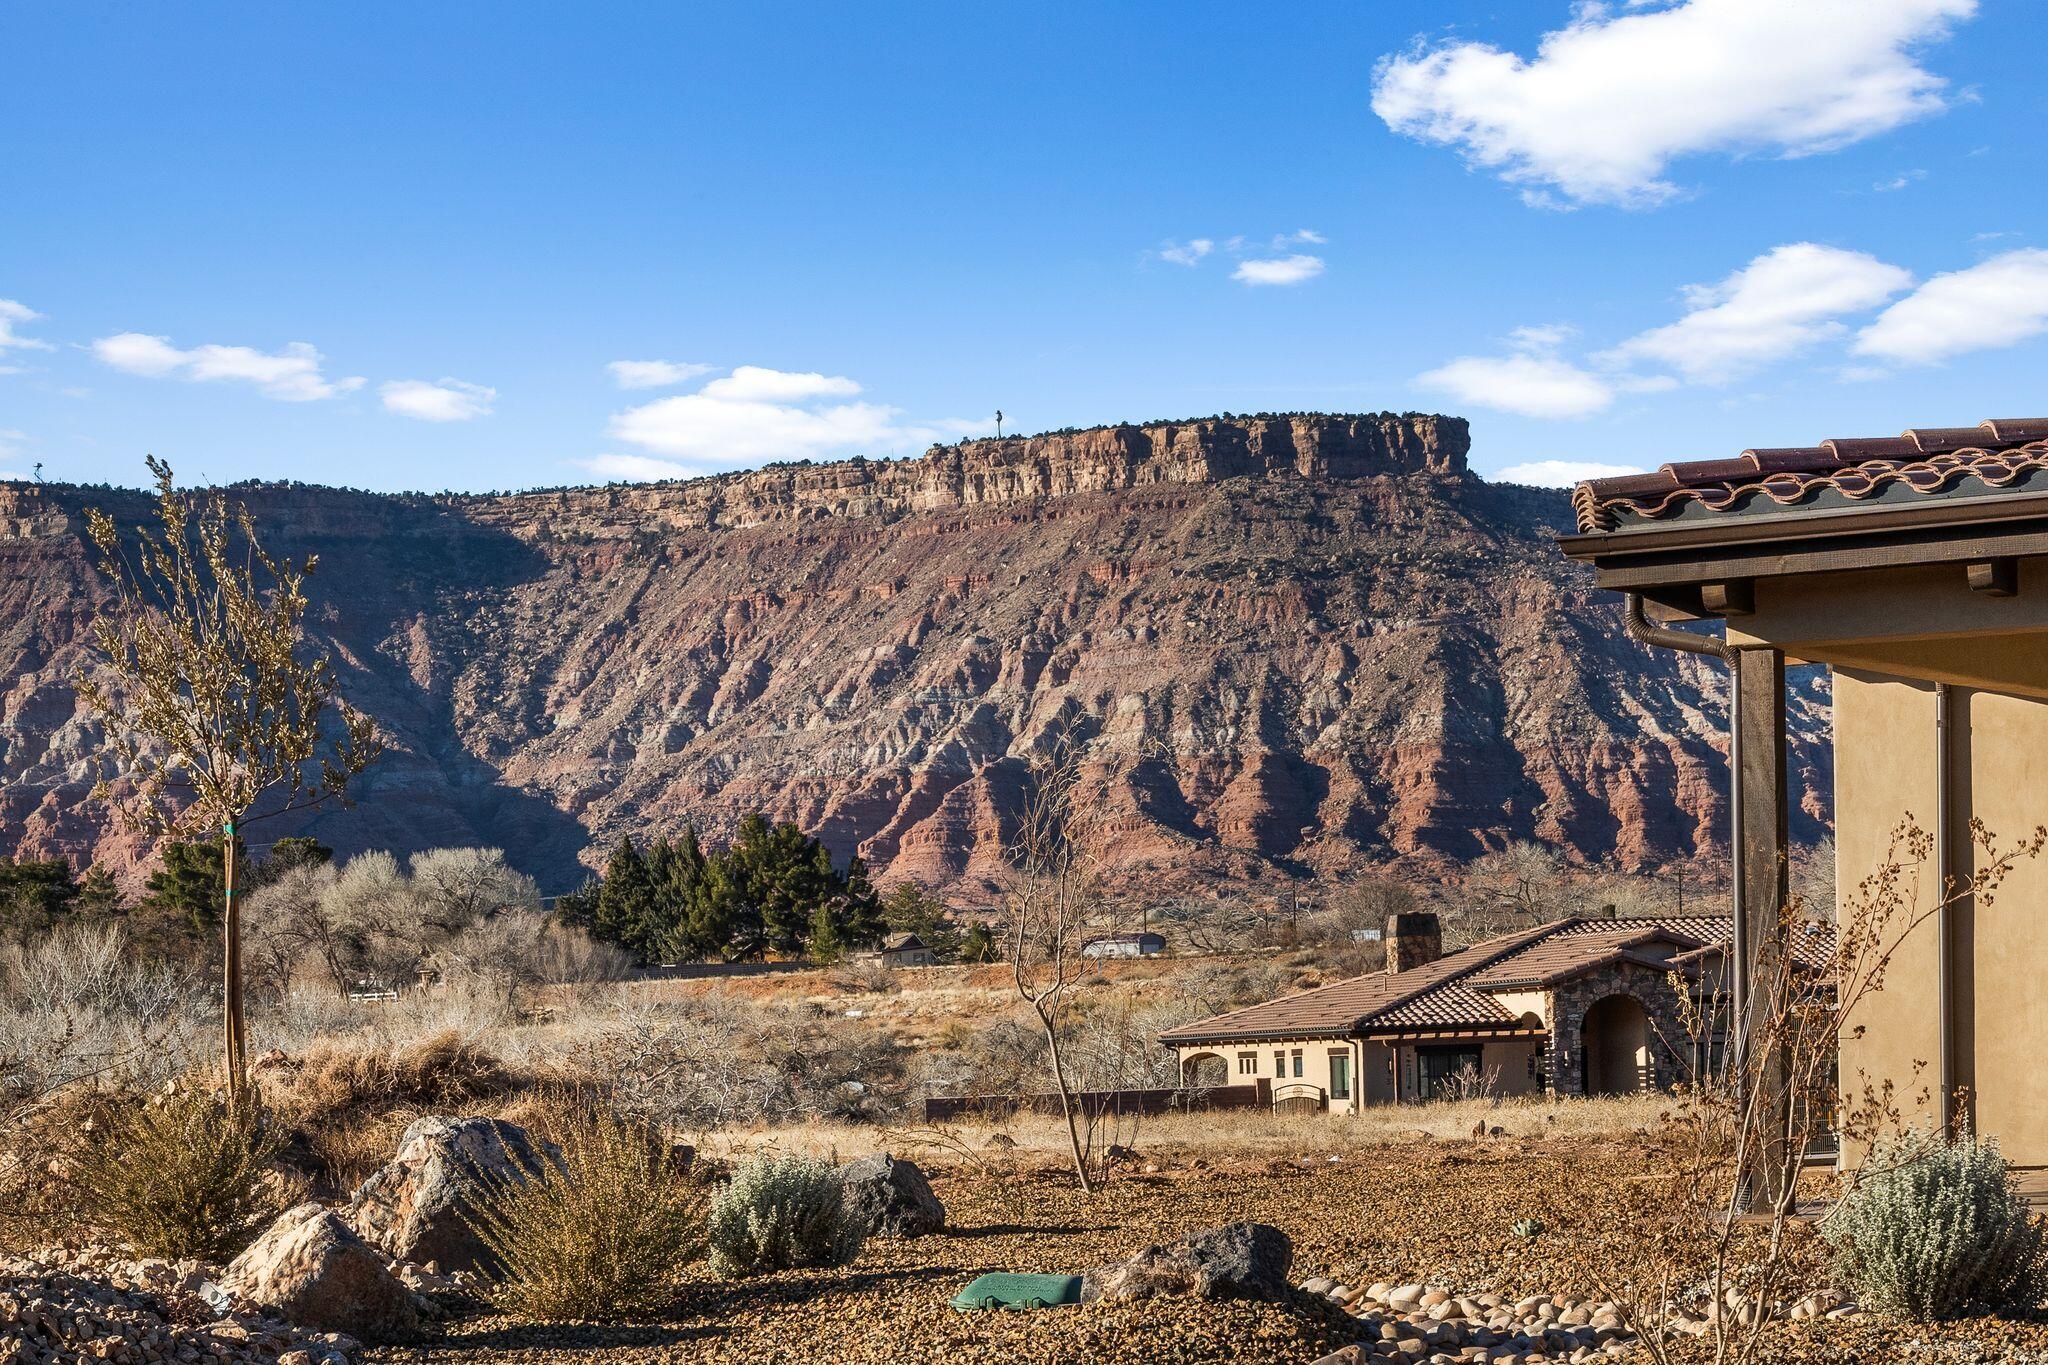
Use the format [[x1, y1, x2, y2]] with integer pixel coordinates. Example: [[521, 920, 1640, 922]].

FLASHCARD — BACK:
[[1544, 961, 1697, 1097]]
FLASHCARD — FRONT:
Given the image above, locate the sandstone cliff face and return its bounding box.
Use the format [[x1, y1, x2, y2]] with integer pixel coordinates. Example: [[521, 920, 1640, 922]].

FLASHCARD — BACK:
[[0, 414, 1828, 896]]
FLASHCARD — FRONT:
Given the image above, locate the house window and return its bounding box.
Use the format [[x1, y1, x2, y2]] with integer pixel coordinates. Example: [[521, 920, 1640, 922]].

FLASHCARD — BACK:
[[1291, 1048, 1304, 1078], [1416, 1044, 1483, 1099], [1237, 1052, 1256, 1076], [1329, 1050, 1352, 1101], [1274, 1050, 1285, 1076]]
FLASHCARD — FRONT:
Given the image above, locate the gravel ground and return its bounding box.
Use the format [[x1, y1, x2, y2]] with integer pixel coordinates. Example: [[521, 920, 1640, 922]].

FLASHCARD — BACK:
[[365, 1135, 2047, 1364]]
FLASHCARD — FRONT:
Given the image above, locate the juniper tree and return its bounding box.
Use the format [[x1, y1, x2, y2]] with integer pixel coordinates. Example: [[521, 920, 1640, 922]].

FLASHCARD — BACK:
[[75, 458, 379, 1096]]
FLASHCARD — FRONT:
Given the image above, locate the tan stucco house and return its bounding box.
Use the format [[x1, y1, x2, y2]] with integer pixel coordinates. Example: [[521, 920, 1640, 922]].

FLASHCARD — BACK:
[[1158, 910, 1813, 1111], [1561, 417, 2048, 1168]]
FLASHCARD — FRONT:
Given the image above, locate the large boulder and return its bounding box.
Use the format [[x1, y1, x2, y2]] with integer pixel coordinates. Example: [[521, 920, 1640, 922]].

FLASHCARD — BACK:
[[345, 1115, 556, 1273], [838, 1153, 945, 1239], [1079, 1221, 1292, 1304], [220, 1203, 420, 1342]]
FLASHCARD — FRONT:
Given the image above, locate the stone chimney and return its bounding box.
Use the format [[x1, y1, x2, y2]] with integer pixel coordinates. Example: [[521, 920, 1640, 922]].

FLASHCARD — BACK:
[[1385, 911, 1442, 974]]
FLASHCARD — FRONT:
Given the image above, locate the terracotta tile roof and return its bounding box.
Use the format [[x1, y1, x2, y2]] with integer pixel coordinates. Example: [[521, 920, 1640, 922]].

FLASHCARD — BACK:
[[1156, 922, 1559, 1045], [1467, 925, 1707, 990], [1157, 915, 1796, 1048], [1571, 419, 2048, 533]]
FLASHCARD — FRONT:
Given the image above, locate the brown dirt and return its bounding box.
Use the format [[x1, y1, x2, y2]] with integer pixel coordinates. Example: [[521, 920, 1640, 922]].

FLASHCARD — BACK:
[[369, 1136, 1674, 1364]]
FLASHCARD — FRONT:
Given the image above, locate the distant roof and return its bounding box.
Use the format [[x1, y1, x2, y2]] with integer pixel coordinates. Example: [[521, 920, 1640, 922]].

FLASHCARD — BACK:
[[1571, 420, 2048, 535], [1158, 916, 1831, 1046], [879, 933, 927, 952], [1087, 931, 1165, 945]]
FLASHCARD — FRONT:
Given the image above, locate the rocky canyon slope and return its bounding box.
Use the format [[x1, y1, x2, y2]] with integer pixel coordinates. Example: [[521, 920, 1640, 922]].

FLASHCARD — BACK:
[[0, 414, 1828, 897]]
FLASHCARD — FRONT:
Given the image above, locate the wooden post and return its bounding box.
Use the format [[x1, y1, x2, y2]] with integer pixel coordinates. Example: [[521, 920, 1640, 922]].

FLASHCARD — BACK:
[[1733, 647, 1789, 1210]]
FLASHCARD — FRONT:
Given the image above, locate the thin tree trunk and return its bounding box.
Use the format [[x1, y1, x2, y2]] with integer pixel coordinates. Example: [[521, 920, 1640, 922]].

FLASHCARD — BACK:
[[222, 819, 247, 1097], [1039, 1009, 1093, 1195]]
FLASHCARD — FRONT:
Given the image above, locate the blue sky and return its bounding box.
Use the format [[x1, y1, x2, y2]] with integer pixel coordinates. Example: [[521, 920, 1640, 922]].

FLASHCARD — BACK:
[[2, 0, 2043, 492]]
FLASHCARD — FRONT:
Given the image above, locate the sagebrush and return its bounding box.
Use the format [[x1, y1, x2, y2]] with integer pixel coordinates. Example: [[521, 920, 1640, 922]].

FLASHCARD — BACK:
[[464, 1114, 705, 1319], [69, 1082, 289, 1260], [1823, 1126, 2048, 1321], [706, 1152, 863, 1277]]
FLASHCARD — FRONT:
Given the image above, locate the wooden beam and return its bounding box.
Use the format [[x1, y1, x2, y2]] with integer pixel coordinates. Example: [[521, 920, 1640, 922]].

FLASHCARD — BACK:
[[1967, 557, 2018, 597], [1733, 647, 1791, 1211], [1701, 579, 1756, 616]]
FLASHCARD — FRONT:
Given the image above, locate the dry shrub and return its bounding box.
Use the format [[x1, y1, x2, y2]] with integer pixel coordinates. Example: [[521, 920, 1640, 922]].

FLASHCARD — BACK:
[[465, 1113, 705, 1320], [271, 1028, 515, 1190], [69, 1081, 288, 1260]]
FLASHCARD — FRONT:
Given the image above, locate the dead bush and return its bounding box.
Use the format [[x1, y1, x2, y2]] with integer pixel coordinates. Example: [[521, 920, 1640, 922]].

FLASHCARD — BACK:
[[69, 1082, 289, 1260], [465, 1113, 705, 1320]]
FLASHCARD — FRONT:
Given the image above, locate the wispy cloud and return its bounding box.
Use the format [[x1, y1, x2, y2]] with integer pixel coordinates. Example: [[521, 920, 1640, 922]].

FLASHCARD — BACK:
[[1233, 254, 1325, 287], [1873, 168, 1928, 192], [599, 365, 978, 477], [1418, 243, 1914, 417], [380, 378, 496, 422], [92, 332, 364, 401], [0, 300, 51, 357], [1151, 231, 1329, 284], [1854, 248, 2048, 366], [1599, 243, 1913, 382], [1373, 0, 1976, 208], [607, 359, 717, 389]]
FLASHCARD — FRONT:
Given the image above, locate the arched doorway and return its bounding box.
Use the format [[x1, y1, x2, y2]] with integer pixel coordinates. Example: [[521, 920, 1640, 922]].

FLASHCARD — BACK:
[[1582, 995, 1651, 1096], [1181, 1052, 1227, 1088]]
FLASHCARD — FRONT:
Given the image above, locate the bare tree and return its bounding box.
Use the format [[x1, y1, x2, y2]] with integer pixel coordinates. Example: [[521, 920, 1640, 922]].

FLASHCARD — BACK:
[[1005, 733, 1104, 1194], [74, 459, 379, 1095]]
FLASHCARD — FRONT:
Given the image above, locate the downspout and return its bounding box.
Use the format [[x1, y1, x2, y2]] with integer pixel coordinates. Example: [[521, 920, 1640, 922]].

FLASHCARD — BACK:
[[1935, 683, 1956, 1139], [1621, 594, 1745, 1063]]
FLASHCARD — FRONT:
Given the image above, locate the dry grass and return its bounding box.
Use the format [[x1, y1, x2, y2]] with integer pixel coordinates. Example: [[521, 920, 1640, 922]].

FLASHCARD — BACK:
[[685, 1092, 1679, 1169]]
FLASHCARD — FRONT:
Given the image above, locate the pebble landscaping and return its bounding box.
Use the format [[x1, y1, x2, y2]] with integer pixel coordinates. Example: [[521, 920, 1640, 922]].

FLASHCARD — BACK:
[[1306, 1280, 1875, 1364]]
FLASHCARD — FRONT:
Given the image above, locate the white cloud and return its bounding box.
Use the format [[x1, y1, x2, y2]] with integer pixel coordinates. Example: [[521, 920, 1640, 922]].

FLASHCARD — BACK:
[[1158, 238, 1214, 266], [1288, 228, 1327, 245], [582, 453, 699, 482], [1873, 168, 1928, 192], [1491, 459, 1648, 487], [1599, 243, 1912, 382], [607, 359, 716, 390], [699, 365, 863, 403], [0, 300, 51, 355], [1372, 0, 1976, 208], [92, 332, 364, 401], [1418, 352, 1615, 419], [602, 365, 976, 475], [1233, 254, 1325, 286], [1854, 249, 2048, 366], [380, 378, 496, 422]]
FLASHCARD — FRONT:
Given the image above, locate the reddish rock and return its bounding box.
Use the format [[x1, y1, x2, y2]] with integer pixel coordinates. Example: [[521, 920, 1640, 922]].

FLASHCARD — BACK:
[[0, 414, 1827, 894]]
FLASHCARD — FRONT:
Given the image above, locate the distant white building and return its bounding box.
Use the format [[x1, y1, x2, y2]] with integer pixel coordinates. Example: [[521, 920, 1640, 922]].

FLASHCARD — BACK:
[[1081, 931, 1166, 959]]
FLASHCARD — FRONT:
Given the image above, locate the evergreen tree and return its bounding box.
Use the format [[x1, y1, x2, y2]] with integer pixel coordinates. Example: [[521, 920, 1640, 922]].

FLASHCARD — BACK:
[[595, 837, 657, 960], [552, 877, 603, 932], [142, 838, 251, 933], [958, 920, 998, 964], [881, 881, 961, 960], [807, 900, 847, 964], [643, 837, 683, 955], [0, 857, 80, 939], [254, 835, 332, 888], [839, 855, 887, 950]]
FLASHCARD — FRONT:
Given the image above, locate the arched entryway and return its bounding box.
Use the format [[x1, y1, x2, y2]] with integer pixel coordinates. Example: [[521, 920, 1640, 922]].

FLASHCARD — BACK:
[[1582, 994, 1651, 1096], [1181, 1051, 1228, 1088]]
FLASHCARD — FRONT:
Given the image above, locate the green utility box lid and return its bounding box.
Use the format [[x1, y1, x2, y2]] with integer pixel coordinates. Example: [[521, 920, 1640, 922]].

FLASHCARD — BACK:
[[950, 1272, 1084, 1310]]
